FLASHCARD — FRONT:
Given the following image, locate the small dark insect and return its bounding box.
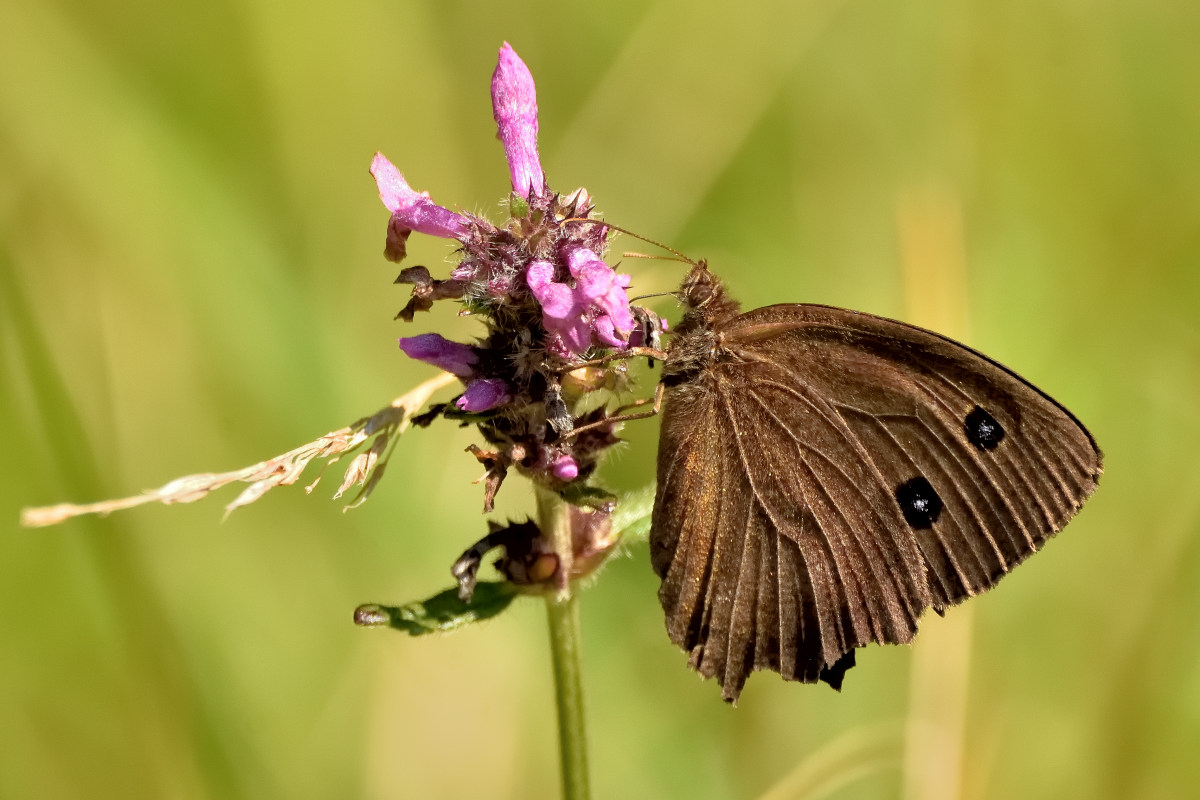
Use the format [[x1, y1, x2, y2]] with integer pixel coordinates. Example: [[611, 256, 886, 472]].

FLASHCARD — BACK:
[[649, 261, 1102, 703]]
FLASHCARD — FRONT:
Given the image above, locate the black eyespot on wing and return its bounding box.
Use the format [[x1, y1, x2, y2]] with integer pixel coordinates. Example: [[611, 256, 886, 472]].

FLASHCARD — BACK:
[[895, 477, 943, 529], [964, 405, 1005, 450]]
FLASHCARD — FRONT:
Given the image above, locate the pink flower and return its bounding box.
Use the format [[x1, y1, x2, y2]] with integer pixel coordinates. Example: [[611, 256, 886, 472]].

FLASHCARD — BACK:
[[551, 454, 580, 482], [525, 261, 592, 356], [565, 247, 636, 344], [457, 379, 513, 413], [370, 153, 469, 261], [525, 250, 636, 356], [398, 334, 478, 378], [492, 43, 544, 198]]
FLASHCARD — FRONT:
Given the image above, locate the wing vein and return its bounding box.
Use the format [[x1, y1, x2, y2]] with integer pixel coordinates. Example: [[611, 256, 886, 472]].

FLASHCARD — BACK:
[[715, 383, 848, 664], [742, 384, 922, 640], [912, 384, 1031, 559]]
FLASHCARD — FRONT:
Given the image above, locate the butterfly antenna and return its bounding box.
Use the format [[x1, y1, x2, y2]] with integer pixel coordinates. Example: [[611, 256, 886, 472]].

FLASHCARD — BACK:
[[621, 251, 694, 265], [558, 218, 699, 267], [629, 290, 676, 303]]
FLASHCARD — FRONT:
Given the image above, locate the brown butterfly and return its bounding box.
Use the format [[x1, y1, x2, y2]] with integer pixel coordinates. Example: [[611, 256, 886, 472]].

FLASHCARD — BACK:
[[649, 261, 1102, 703]]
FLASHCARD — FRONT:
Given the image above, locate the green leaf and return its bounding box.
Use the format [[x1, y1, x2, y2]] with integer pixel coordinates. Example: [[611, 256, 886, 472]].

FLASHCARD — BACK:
[[509, 192, 530, 219], [558, 481, 617, 509], [612, 484, 656, 544], [353, 581, 520, 636]]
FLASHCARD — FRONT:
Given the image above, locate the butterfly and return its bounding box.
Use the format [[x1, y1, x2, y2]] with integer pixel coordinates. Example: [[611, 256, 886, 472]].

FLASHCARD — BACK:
[[649, 261, 1102, 703]]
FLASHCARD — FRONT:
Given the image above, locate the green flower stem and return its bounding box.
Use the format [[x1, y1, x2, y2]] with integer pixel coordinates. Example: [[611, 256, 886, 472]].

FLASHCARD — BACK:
[[537, 488, 591, 800], [546, 591, 589, 800]]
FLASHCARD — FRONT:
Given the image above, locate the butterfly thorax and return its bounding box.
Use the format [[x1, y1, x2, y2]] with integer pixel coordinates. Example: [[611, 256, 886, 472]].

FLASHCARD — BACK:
[[662, 262, 743, 387]]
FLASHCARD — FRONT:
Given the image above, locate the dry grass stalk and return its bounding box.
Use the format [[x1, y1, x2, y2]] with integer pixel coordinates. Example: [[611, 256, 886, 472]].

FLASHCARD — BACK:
[[20, 371, 457, 528]]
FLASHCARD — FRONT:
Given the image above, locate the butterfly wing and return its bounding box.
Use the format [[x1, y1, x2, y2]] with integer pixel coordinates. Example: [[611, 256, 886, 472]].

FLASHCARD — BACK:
[[651, 303, 1101, 701]]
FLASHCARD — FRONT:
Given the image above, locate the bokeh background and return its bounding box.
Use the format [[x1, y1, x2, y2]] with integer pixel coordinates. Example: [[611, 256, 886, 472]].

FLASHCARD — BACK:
[[3, 1, 1199, 798]]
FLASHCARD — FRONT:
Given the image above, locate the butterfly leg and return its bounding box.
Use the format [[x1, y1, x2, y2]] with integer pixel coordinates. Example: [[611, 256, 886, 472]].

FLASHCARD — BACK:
[[551, 346, 668, 372], [562, 381, 665, 440]]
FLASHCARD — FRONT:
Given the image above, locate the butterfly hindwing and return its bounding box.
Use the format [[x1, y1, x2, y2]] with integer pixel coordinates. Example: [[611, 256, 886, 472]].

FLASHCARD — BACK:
[[654, 347, 934, 702], [653, 378, 772, 700]]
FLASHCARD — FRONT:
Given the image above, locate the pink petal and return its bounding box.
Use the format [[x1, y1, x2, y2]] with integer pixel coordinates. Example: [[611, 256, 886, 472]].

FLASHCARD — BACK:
[[457, 379, 512, 412], [525, 260, 555, 288], [598, 286, 636, 335], [564, 246, 604, 280], [556, 315, 595, 355], [564, 246, 635, 338], [593, 316, 628, 349], [574, 262, 615, 302], [552, 454, 580, 481], [398, 334, 478, 378], [543, 312, 592, 357], [526, 261, 579, 319], [491, 43, 544, 197], [370, 153, 469, 240]]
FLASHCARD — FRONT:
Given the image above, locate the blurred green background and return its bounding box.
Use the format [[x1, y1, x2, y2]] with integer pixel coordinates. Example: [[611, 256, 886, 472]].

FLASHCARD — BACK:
[[3, 1, 1199, 798]]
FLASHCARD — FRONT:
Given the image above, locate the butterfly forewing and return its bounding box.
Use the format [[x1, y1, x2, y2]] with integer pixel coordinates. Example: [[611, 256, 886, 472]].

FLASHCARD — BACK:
[[729, 304, 1102, 606], [652, 299, 1102, 702]]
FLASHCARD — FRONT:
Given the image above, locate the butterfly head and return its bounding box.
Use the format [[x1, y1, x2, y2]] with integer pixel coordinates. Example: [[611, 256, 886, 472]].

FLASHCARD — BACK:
[[675, 260, 742, 333]]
